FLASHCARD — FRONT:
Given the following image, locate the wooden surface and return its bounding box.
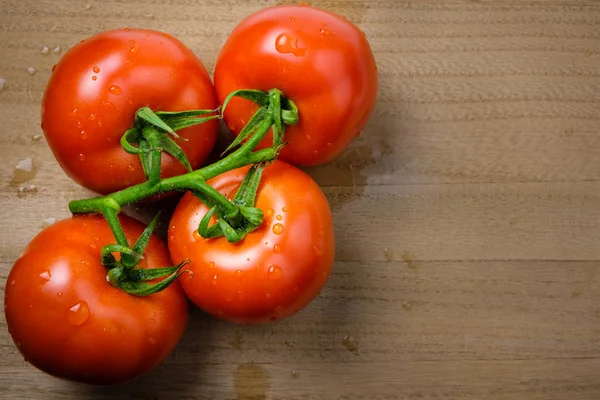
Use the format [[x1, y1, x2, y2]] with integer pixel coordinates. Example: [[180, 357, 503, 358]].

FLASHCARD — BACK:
[[2, 0, 600, 399]]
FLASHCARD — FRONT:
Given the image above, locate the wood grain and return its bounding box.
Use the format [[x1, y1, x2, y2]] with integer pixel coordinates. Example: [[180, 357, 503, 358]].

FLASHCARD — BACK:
[[2, 0, 600, 399]]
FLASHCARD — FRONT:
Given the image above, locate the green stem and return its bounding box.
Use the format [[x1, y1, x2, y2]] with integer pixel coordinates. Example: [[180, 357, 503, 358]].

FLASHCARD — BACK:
[[69, 115, 276, 217]]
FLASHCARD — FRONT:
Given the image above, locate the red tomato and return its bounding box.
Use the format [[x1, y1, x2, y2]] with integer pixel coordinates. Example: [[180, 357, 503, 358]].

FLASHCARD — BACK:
[[4, 215, 189, 385], [214, 5, 378, 166], [42, 28, 218, 195], [168, 160, 335, 324]]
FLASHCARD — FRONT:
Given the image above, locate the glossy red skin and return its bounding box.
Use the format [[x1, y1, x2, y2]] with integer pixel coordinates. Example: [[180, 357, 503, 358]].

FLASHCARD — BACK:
[[42, 28, 218, 195], [168, 161, 335, 324], [214, 5, 378, 166], [4, 215, 189, 386]]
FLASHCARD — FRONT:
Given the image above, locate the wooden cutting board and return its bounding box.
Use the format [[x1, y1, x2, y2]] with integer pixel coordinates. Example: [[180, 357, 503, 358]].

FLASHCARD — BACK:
[[1, 0, 600, 399]]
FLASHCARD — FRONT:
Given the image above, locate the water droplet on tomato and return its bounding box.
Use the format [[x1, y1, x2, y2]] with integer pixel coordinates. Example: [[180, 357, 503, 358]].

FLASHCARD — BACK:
[[97, 121, 103, 127], [265, 208, 274, 218], [320, 28, 333, 37], [109, 85, 122, 95], [89, 243, 96, 249], [39, 270, 51, 281], [193, 230, 202, 241], [127, 164, 135, 171], [92, 76, 97, 81], [67, 301, 90, 326], [212, 275, 218, 284], [208, 262, 215, 269], [313, 150, 319, 155], [57, 292, 62, 296], [78, 154, 86, 162], [275, 33, 306, 57], [124, 27, 130, 31], [275, 305, 284, 313], [268, 265, 282, 280], [130, 47, 137, 53], [92, 66, 100, 73], [237, 290, 245, 300], [148, 337, 156, 344], [246, 257, 250, 262], [236, 269, 243, 276], [129, 40, 135, 45], [274, 244, 281, 253], [168, 73, 173, 79], [290, 16, 295, 21], [326, 142, 333, 147], [265, 241, 269, 246], [272, 223, 284, 235], [276, 215, 283, 221], [89, 113, 96, 121], [80, 131, 87, 139], [321, 21, 327, 26]]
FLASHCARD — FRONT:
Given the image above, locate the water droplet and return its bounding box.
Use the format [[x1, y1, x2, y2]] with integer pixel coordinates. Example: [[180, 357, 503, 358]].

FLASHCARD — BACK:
[[268, 265, 282, 280], [124, 27, 130, 31], [97, 121, 103, 127], [326, 142, 333, 147], [236, 269, 243, 276], [313, 149, 319, 155], [127, 164, 135, 172], [290, 16, 295, 21], [168, 72, 173, 78], [41, 46, 50, 55], [92, 66, 100, 73], [383, 247, 394, 262], [272, 223, 284, 235], [274, 244, 281, 253], [276, 215, 283, 221], [208, 262, 215, 269], [109, 85, 122, 95], [148, 337, 156, 344], [79, 154, 86, 162], [67, 301, 90, 326], [84, 4, 91, 10], [246, 257, 251, 262], [27, 67, 36, 76], [212, 275, 218, 284], [320, 28, 333, 37], [237, 290, 245, 300], [39, 271, 51, 281], [282, 207, 287, 212], [275, 305, 284, 313], [291, 370, 300, 379], [130, 47, 137, 53], [265, 208, 274, 218], [275, 33, 306, 57], [313, 245, 323, 256], [90, 243, 96, 249], [193, 230, 202, 241], [342, 335, 359, 355], [265, 241, 269, 245], [92, 76, 97, 81], [129, 40, 135, 45], [321, 21, 327, 26], [266, 293, 272, 299], [53, 46, 61, 54]]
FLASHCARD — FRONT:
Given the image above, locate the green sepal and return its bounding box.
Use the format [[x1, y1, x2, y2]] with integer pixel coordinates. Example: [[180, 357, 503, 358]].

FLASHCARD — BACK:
[[114, 259, 192, 297], [101, 244, 142, 268], [221, 107, 268, 156], [136, 107, 182, 140], [221, 89, 270, 115]]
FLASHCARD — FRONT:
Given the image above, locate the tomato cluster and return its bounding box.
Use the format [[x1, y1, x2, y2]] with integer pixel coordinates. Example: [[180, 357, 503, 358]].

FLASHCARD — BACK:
[[4, 5, 377, 386]]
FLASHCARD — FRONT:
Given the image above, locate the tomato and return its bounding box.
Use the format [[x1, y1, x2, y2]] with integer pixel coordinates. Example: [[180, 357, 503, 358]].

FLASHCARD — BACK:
[[168, 160, 335, 324], [42, 28, 218, 195], [4, 215, 189, 385], [214, 5, 378, 166]]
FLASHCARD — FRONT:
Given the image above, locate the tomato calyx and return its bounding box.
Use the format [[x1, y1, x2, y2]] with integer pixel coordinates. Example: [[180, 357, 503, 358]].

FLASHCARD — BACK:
[[101, 212, 192, 296], [221, 88, 298, 155], [197, 162, 266, 242], [121, 107, 219, 183]]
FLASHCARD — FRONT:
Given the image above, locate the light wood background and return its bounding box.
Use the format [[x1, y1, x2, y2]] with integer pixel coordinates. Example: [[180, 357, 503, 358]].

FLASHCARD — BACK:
[[2, 0, 600, 399]]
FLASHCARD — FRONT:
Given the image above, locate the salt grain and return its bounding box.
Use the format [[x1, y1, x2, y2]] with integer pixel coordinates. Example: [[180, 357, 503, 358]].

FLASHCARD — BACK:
[[16, 158, 33, 172]]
